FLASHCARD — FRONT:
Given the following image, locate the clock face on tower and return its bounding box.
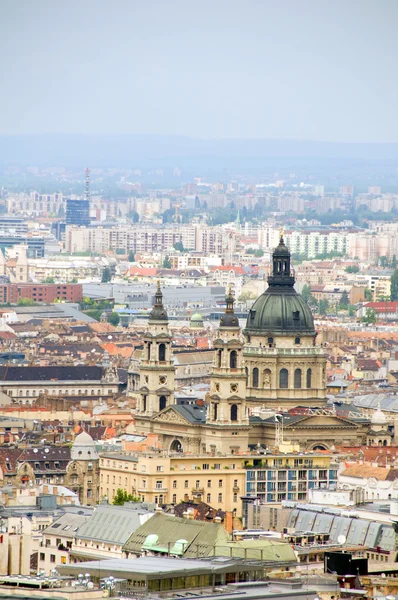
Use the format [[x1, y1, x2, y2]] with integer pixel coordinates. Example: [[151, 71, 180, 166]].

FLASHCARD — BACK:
[[159, 376, 167, 384]]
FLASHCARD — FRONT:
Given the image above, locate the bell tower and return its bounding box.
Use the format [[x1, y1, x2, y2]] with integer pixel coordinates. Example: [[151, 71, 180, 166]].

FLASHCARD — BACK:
[[137, 282, 175, 417], [208, 289, 248, 425]]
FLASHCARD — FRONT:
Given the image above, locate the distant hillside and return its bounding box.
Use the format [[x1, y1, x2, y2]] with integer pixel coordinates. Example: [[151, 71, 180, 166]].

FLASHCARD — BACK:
[[1, 134, 398, 168]]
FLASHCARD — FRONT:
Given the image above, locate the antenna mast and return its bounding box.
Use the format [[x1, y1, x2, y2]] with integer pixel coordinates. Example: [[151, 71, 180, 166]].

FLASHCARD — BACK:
[[84, 167, 90, 202]]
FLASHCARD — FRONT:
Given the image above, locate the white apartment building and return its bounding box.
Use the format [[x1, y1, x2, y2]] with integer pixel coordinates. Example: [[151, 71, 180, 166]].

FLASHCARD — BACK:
[[258, 226, 280, 251], [65, 225, 236, 259], [284, 230, 348, 258], [7, 192, 66, 216], [355, 194, 397, 212], [28, 256, 105, 282]]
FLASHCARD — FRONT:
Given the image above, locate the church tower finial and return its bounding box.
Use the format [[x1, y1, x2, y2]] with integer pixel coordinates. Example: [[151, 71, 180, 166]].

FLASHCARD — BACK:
[[149, 281, 168, 322]]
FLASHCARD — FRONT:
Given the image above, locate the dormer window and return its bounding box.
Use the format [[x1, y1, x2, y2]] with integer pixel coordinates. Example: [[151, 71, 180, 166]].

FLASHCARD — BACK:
[[295, 337, 301, 345], [293, 310, 300, 321], [267, 337, 274, 346]]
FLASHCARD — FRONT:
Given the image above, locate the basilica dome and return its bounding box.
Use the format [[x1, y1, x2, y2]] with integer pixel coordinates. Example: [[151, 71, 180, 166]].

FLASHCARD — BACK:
[[244, 235, 315, 337]]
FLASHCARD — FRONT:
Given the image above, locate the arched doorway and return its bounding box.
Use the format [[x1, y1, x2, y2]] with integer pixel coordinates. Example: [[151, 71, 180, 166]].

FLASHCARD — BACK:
[[170, 439, 183, 452], [159, 396, 167, 411]]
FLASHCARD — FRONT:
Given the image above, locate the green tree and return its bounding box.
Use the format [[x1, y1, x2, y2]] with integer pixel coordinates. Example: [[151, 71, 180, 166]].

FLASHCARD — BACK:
[[362, 307, 377, 325], [17, 298, 35, 306], [348, 304, 357, 317], [128, 251, 135, 262], [392, 255, 397, 269], [246, 248, 264, 257], [43, 277, 55, 284], [380, 255, 389, 268], [345, 265, 359, 273], [116, 248, 126, 255], [112, 488, 141, 505], [173, 241, 184, 252], [301, 284, 311, 303], [102, 267, 112, 283], [339, 291, 350, 308], [84, 309, 102, 321], [163, 256, 171, 268], [108, 312, 120, 326], [391, 269, 398, 301], [364, 288, 373, 301], [318, 299, 329, 315]]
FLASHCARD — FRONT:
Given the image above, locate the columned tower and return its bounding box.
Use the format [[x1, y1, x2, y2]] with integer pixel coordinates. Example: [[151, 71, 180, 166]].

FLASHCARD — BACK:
[[208, 289, 248, 425], [137, 282, 175, 417]]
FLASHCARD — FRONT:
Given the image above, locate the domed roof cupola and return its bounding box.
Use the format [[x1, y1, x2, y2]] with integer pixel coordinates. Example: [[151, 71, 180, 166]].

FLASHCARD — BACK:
[[219, 287, 239, 329], [372, 401, 387, 426], [149, 281, 168, 323], [71, 430, 99, 460], [244, 232, 315, 337], [190, 313, 204, 328]]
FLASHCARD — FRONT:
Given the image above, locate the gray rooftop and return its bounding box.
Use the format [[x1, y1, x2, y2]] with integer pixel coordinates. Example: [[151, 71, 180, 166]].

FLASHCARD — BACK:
[[75, 503, 155, 545], [43, 512, 89, 538], [288, 507, 396, 550]]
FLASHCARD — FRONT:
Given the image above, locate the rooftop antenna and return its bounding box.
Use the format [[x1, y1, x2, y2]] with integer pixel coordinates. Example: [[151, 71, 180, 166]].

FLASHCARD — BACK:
[[84, 167, 90, 202]]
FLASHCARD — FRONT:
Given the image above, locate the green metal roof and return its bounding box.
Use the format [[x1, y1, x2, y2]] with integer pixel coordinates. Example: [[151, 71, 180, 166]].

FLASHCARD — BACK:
[[214, 539, 297, 563], [123, 512, 229, 558]]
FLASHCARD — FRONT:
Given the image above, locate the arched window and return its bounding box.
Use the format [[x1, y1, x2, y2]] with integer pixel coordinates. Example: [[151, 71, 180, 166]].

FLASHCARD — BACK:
[[230, 350, 237, 369], [159, 396, 167, 411], [279, 368, 288, 389], [294, 369, 302, 389], [245, 367, 248, 385], [159, 343, 166, 362], [295, 337, 301, 345], [230, 404, 238, 421], [252, 368, 259, 388], [267, 337, 274, 346], [306, 368, 312, 388], [213, 403, 218, 421], [217, 350, 222, 368], [147, 342, 151, 361]]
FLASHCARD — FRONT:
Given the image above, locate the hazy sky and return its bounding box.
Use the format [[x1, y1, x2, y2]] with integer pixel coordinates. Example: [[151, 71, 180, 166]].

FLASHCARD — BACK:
[[1, 0, 397, 142]]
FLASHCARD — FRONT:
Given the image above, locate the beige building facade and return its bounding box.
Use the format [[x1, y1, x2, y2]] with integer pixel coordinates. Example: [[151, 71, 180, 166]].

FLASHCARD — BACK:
[[100, 452, 245, 512]]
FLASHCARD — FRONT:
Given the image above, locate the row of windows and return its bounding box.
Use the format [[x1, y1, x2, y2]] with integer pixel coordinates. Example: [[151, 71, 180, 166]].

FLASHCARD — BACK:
[[250, 367, 312, 389], [6, 388, 114, 397]]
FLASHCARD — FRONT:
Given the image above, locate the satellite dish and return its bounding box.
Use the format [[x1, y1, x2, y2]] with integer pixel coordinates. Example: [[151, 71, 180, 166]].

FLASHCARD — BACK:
[[338, 535, 346, 544]]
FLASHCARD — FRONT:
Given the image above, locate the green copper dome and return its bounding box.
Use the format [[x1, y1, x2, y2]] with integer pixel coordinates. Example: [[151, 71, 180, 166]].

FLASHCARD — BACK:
[[244, 236, 315, 337], [190, 313, 204, 327]]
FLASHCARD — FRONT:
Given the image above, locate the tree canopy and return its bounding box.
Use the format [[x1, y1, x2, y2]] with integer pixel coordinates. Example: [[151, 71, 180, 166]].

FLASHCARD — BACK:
[[112, 488, 141, 505]]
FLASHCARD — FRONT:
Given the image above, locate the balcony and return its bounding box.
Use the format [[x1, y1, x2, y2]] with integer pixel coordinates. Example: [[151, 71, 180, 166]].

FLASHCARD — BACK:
[[244, 346, 324, 357], [192, 487, 204, 494], [233, 486, 240, 492]]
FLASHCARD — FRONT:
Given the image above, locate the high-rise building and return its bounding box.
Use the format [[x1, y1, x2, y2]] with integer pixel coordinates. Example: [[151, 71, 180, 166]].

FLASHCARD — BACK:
[[66, 198, 90, 226]]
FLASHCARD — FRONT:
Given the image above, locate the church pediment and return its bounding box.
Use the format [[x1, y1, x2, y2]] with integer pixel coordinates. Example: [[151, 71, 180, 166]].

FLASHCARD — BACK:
[[286, 415, 358, 428], [156, 387, 172, 395], [152, 406, 191, 426]]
